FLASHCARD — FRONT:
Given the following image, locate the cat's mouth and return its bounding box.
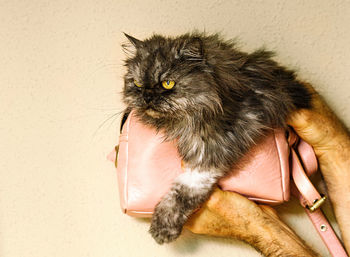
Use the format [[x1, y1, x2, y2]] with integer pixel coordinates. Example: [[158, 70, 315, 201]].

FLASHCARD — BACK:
[[145, 108, 162, 119]]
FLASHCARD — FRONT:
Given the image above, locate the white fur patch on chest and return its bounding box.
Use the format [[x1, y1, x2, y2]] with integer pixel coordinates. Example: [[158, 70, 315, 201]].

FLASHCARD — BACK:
[[175, 168, 216, 190]]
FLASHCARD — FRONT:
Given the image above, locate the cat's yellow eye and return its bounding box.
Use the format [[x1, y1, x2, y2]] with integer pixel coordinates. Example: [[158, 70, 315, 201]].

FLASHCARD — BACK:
[[162, 80, 176, 90], [134, 80, 143, 88]]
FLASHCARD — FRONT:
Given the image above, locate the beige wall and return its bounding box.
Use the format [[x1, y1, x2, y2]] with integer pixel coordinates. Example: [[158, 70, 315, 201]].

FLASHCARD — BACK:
[[1, 1, 349, 256]]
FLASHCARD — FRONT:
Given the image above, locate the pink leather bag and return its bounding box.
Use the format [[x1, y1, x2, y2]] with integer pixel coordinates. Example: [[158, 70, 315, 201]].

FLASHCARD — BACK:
[[109, 111, 348, 257]]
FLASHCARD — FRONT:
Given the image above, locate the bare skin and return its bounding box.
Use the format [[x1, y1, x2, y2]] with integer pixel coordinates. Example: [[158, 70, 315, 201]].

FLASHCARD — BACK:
[[185, 189, 320, 257], [186, 84, 350, 256]]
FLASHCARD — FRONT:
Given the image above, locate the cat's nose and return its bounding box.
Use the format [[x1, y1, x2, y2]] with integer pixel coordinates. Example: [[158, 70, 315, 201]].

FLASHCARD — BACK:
[[144, 94, 152, 104], [143, 88, 154, 104]]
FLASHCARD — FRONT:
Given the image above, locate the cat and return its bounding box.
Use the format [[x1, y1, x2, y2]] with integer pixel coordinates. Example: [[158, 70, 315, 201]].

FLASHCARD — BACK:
[[121, 32, 311, 244]]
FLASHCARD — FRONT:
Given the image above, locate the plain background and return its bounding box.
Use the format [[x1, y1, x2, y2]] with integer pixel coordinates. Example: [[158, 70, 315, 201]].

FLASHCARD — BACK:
[[1, 1, 349, 256]]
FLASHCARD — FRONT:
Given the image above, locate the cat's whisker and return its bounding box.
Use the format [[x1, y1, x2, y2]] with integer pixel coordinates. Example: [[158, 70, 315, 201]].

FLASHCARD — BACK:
[[92, 110, 124, 139]]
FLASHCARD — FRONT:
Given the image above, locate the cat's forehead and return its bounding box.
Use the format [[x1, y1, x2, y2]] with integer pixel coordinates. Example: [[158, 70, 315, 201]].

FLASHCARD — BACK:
[[126, 36, 191, 82], [145, 43, 178, 62], [136, 46, 178, 79]]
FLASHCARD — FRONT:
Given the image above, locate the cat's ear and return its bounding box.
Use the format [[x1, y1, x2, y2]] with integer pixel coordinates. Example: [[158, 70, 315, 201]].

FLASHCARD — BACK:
[[122, 33, 144, 57], [124, 33, 144, 48], [180, 37, 203, 59]]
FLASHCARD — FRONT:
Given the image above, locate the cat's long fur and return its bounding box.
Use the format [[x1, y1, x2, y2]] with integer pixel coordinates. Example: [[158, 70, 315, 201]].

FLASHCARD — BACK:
[[122, 32, 311, 244]]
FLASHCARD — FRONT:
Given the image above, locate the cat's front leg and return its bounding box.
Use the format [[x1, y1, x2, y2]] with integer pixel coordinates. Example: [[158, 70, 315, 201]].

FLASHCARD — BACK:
[[149, 168, 219, 244]]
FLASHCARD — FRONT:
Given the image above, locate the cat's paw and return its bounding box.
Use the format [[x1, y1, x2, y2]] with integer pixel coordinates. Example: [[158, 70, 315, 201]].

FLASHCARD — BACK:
[[149, 205, 185, 244], [149, 220, 182, 244]]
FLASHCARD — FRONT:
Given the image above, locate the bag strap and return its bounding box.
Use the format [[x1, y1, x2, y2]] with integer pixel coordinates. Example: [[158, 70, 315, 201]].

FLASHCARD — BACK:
[[290, 138, 348, 257]]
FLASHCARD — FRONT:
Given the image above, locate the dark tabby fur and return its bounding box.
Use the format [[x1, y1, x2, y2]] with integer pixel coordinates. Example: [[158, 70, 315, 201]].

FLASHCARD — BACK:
[[121, 32, 311, 244]]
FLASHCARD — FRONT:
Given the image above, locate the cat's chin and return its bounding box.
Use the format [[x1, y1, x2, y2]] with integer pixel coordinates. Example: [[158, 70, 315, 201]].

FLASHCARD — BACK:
[[145, 109, 163, 119]]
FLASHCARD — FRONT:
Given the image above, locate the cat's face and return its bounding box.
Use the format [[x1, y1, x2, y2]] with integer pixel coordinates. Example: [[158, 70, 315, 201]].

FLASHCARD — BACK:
[[122, 34, 222, 120]]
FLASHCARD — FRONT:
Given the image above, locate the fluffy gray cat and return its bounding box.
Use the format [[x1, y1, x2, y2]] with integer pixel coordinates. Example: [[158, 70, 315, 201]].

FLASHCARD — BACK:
[[121, 32, 311, 244]]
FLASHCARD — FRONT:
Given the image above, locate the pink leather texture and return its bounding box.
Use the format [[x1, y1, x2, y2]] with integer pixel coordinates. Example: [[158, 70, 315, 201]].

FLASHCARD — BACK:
[[112, 111, 295, 216], [306, 209, 348, 257], [219, 129, 290, 204], [115, 111, 183, 217]]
